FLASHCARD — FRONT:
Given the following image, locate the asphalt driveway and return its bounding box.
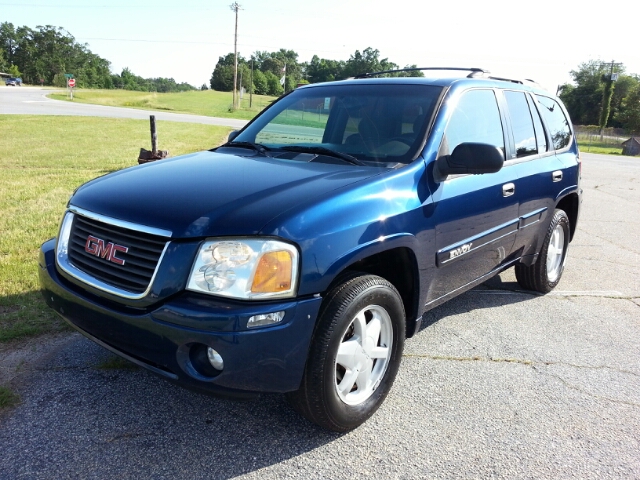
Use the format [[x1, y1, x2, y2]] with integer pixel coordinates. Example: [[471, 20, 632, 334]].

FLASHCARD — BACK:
[[0, 142, 638, 478]]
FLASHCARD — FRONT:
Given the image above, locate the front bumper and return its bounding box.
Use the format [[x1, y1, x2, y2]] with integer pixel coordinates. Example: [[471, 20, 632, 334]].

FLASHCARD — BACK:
[[39, 239, 322, 396]]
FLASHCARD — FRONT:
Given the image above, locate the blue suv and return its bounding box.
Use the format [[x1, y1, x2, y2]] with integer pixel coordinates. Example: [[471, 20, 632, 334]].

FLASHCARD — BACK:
[[39, 67, 582, 431]]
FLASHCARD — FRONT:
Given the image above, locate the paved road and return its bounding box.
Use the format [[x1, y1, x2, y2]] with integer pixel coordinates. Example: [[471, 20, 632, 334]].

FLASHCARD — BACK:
[[1, 153, 639, 479], [0, 86, 248, 129]]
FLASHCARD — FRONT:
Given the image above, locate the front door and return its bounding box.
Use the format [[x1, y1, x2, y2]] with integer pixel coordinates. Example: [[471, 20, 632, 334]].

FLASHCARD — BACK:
[[426, 88, 520, 304]]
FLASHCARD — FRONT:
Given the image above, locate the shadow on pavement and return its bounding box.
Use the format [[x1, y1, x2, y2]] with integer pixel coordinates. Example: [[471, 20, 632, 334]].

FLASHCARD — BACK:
[[418, 274, 536, 333]]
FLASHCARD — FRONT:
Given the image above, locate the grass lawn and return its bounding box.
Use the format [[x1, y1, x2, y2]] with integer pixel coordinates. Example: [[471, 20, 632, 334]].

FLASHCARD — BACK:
[[48, 89, 277, 120], [0, 115, 232, 343], [575, 134, 623, 155], [580, 146, 621, 155]]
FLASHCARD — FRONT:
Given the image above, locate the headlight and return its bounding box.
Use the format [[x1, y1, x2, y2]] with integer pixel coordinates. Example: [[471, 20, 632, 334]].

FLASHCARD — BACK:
[[186, 239, 299, 300]]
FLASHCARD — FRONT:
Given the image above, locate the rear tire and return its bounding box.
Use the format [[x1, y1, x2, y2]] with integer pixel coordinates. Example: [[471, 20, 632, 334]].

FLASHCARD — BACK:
[[515, 209, 570, 293], [286, 274, 405, 432]]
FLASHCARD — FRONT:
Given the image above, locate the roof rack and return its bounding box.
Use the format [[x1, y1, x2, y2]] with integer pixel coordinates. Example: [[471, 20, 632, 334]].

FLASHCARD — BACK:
[[353, 67, 489, 79], [487, 75, 523, 84], [353, 67, 540, 86]]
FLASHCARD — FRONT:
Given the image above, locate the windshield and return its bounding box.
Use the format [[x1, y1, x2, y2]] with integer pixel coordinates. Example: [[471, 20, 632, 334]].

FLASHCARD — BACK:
[[233, 83, 442, 166]]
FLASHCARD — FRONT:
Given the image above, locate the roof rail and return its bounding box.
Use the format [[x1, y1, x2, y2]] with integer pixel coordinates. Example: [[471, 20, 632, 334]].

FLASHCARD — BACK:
[[353, 67, 541, 87], [487, 75, 523, 84], [353, 67, 489, 79]]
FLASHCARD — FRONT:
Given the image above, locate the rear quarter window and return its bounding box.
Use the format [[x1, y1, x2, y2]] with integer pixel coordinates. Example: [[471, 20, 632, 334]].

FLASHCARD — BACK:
[[535, 95, 572, 150], [504, 91, 537, 158]]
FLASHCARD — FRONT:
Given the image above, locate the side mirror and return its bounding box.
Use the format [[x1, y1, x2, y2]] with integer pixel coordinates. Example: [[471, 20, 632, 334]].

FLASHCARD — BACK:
[[228, 130, 240, 142], [437, 143, 504, 177]]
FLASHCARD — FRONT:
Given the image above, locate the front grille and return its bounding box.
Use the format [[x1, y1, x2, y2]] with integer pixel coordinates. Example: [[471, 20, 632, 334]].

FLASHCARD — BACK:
[[67, 214, 168, 294]]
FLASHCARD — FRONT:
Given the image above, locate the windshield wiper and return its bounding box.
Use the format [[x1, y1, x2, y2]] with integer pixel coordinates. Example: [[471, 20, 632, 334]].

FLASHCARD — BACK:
[[218, 141, 271, 155], [279, 146, 366, 166]]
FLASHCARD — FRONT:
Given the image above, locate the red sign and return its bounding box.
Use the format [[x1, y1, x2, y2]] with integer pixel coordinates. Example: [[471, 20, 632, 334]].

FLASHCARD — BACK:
[[68, 78, 76, 88]]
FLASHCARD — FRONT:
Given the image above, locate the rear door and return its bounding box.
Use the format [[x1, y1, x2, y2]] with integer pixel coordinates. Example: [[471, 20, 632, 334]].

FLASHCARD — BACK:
[[504, 92, 571, 259]]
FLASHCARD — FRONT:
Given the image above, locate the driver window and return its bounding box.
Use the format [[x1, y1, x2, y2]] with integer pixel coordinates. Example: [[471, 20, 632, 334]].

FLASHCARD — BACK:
[[440, 89, 504, 157]]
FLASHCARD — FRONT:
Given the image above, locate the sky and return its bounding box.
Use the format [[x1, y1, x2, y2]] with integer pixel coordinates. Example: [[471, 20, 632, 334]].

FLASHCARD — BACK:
[[2, 0, 640, 93]]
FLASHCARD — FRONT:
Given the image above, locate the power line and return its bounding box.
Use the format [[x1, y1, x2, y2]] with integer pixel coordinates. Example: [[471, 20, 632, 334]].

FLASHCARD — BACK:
[[79, 37, 231, 45], [0, 2, 225, 8]]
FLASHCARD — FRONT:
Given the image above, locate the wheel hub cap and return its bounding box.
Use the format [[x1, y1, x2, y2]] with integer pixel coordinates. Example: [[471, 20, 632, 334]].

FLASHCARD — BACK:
[[334, 305, 393, 405], [546, 224, 566, 283]]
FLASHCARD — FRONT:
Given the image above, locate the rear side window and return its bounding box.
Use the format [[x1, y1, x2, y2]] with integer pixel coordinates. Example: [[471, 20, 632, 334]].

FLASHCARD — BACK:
[[527, 94, 548, 153], [441, 89, 504, 155], [504, 91, 537, 158], [535, 95, 572, 150]]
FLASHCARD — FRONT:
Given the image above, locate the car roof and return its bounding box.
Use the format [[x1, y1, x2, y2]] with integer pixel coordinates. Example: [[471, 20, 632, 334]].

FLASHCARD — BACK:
[[297, 73, 555, 98]]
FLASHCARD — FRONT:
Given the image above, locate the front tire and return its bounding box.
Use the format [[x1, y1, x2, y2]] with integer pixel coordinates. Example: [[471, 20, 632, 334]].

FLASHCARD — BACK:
[[287, 274, 405, 432], [515, 208, 570, 293]]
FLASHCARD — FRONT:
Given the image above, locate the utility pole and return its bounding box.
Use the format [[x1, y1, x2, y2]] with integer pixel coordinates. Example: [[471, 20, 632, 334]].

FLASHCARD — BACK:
[[599, 59, 622, 140], [250, 57, 254, 108], [230, 2, 242, 110]]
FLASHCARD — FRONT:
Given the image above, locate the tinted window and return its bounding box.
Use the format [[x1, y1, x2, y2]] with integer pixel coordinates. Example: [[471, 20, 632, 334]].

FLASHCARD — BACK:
[[441, 89, 504, 155], [527, 94, 548, 153], [536, 95, 572, 150], [504, 91, 537, 158]]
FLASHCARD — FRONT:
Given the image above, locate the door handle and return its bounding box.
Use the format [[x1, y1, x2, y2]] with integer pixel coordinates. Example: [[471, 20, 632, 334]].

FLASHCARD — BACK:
[[552, 170, 563, 182], [502, 183, 515, 197]]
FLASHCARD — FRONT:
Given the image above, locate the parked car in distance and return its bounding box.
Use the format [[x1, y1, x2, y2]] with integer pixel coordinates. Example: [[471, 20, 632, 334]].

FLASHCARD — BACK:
[[39, 67, 582, 432], [5, 77, 22, 86]]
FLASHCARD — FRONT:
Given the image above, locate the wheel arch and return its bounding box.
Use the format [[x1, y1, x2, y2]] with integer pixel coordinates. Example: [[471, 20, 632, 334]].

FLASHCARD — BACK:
[[323, 241, 421, 339], [555, 191, 580, 241]]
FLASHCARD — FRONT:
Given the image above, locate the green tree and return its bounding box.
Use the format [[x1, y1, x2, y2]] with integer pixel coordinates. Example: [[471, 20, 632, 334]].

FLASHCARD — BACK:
[[8, 64, 21, 77], [599, 73, 616, 136], [560, 60, 640, 133], [608, 75, 638, 128], [2, 22, 193, 92], [614, 82, 640, 132], [210, 52, 243, 91], [0, 22, 18, 66], [0, 48, 7, 72], [343, 47, 398, 78], [264, 71, 283, 96], [213, 49, 304, 93], [559, 60, 622, 126], [397, 64, 425, 77], [252, 49, 301, 91], [14, 25, 73, 84], [251, 69, 267, 95], [305, 55, 345, 83]]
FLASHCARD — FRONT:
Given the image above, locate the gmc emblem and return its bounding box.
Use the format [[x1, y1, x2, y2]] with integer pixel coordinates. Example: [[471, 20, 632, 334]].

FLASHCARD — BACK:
[[84, 235, 129, 265]]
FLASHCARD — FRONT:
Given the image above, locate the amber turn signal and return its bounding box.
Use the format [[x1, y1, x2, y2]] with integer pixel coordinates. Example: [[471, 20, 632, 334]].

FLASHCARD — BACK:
[[251, 251, 292, 293]]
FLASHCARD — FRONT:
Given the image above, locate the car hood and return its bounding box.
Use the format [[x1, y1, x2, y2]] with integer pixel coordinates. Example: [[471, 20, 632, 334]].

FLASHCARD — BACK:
[[70, 150, 383, 238]]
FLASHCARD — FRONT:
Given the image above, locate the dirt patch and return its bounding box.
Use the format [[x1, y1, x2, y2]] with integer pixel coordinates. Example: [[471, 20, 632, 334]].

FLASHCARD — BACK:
[[0, 305, 20, 315], [0, 333, 75, 387]]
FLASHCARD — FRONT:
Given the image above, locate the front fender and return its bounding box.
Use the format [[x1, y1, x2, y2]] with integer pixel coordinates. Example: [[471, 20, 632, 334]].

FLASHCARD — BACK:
[[322, 232, 420, 286]]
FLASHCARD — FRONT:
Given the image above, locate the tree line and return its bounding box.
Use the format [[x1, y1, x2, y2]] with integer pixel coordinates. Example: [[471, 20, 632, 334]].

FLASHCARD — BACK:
[[0, 22, 195, 92], [210, 47, 423, 96], [559, 60, 640, 133]]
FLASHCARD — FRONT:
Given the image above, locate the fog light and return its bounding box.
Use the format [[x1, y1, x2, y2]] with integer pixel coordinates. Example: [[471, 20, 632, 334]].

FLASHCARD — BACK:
[[247, 311, 285, 329], [206, 347, 224, 370]]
